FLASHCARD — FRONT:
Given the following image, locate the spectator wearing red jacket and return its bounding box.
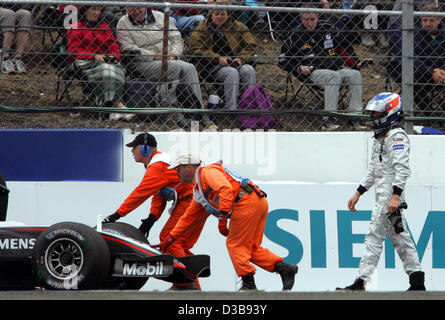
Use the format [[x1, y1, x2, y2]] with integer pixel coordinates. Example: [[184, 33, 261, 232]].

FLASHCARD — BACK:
[[67, 6, 132, 121]]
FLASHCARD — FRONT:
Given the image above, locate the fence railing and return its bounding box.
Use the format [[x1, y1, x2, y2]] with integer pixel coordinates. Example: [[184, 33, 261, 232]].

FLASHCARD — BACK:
[[0, 1, 444, 132]]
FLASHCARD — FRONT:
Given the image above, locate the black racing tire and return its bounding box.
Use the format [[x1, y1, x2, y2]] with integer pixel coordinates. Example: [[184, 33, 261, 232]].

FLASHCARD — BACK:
[[31, 222, 111, 290], [99, 222, 149, 290]]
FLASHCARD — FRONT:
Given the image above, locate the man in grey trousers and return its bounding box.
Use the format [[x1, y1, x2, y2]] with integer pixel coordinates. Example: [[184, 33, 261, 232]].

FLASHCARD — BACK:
[[279, 4, 373, 131], [117, 1, 215, 128]]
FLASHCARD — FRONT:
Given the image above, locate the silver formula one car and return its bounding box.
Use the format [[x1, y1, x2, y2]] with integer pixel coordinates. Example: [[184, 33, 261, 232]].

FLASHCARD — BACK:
[[0, 218, 210, 290]]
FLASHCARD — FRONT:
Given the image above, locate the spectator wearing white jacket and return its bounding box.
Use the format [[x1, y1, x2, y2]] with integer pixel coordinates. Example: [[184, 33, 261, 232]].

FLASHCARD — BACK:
[[116, 5, 204, 108]]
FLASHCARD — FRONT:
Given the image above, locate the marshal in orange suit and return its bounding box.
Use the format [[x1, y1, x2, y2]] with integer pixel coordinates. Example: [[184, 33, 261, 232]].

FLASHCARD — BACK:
[[153, 153, 299, 291], [102, 133, 205, 290]]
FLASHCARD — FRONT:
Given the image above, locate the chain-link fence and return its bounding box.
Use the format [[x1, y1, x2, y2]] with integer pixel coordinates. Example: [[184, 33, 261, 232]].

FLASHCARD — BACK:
[[0, 0, 444, 131]]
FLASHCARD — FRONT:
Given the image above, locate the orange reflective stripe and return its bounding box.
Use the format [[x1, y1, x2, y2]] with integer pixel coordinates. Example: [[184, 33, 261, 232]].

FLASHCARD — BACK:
[[199, 164, 241, 212]]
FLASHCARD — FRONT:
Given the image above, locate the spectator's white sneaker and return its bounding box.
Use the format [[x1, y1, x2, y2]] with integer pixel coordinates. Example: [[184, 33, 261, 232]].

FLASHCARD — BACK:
[[2, 59, 16, 74], [109, 103, 134, 121], [119, 105, 135, 121], [109, 113, 124, 121], [13, 59, 26, 73], [123, 111, 135, 121]]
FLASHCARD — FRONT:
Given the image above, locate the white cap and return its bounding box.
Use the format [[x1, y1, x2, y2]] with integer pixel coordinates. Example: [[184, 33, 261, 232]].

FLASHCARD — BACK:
[[168, 153, 201, 169]]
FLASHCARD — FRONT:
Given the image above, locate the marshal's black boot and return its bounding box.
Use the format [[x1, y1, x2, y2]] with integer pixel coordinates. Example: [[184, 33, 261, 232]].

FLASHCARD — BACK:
[[275, 261, 298, 291], [239, 273, 257, 290]]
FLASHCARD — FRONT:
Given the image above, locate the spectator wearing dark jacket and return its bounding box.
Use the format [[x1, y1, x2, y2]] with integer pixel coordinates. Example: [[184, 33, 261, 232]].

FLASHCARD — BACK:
[[413, 4, 445, 113], [279, 4, 373, 131]]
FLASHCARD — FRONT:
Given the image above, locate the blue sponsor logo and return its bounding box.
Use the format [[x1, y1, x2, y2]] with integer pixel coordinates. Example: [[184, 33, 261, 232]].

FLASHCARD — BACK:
[[265, 209, 445, 268], [393, 144, 404, 150]]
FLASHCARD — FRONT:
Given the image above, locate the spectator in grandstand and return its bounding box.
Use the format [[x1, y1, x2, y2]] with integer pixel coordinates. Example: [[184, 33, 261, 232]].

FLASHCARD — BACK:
[[59, 5, 120, 35], [413, 4, 445, 113], [278, 4, 373, 131], [388, 0, 439, 65], [267, 0, 330, 40], [116, 1, 218, 128], [0, 5, 33, 74], [189, 1, 258, 110], [383, 0, 437, 85], [67, 5, 132, 121], [116, 3, 200, 99], [169, 0, 205, 34]]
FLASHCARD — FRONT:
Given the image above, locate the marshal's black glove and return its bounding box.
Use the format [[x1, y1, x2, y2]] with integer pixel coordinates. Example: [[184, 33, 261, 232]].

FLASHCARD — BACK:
[[103, 212, 121, 223], [139, 214, 157, 238]]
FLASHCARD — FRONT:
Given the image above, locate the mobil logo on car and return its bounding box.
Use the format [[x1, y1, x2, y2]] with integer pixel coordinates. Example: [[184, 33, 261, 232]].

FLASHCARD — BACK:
[[122, 261, 166, 277]]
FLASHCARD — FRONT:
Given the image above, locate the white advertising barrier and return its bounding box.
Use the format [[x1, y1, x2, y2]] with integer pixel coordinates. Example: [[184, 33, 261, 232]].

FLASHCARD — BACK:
[[122, 130, 445, 186], [6, 181, 445, 291]]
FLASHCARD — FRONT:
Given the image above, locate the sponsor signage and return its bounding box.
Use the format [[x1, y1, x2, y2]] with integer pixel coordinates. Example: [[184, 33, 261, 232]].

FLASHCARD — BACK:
[[113, 258, 173, 278], [0, 238, 35, 250], [123, 261, 165, 277], [265, 209, 445, 268]]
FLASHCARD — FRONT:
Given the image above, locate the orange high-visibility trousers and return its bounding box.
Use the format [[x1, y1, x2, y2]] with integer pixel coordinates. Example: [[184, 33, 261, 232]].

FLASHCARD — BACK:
[[159, 189, 208, 289], [160, 200, 207, 257], [226, 192, 283, 277]]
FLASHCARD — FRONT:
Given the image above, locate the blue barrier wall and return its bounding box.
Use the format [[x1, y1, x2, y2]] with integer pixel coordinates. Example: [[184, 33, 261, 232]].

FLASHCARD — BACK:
[[0, 129, 122, 181]]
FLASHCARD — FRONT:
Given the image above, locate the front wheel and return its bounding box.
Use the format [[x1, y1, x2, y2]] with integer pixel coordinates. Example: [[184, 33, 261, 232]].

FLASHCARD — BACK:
[[31, 222, 110, 290]]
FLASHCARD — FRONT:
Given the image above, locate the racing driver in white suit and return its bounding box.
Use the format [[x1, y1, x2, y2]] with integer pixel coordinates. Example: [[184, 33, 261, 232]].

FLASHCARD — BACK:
[[337, 92, 426, 291]]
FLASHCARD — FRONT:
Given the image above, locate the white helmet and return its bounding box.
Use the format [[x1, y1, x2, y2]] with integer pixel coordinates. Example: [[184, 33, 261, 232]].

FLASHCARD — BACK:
[[365, 92, 403, 133]]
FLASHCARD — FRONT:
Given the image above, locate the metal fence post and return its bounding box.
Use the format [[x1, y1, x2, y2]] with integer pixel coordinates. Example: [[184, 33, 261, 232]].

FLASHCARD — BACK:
[[402, 0, 414, 133]]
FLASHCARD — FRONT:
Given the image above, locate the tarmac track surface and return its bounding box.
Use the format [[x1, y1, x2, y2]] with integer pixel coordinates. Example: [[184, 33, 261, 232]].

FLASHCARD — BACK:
[[0, 290, 444, 300]]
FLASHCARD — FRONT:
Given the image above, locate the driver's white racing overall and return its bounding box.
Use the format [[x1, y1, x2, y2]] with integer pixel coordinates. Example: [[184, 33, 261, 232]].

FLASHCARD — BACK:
[[357, 126, 422, 281]]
